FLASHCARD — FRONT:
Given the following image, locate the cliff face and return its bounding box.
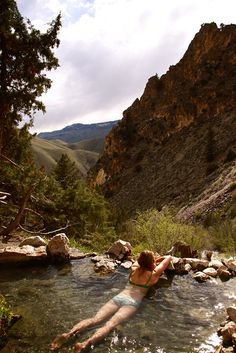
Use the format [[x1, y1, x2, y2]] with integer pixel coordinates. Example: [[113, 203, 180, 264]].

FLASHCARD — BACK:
[[88, 23, 236, 218]]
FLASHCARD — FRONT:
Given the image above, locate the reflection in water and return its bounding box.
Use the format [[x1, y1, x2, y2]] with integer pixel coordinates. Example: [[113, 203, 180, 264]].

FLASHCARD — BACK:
[[0, 258, 235, 353]]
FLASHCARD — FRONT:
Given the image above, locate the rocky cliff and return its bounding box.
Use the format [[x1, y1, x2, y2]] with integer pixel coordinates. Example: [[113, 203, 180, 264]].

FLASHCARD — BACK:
[[88, 23, 236, 219]]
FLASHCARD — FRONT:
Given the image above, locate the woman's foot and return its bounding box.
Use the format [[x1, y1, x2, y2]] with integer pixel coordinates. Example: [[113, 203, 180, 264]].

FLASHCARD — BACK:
[[74, 342, 87, 353], [50, 333, 70, 350]]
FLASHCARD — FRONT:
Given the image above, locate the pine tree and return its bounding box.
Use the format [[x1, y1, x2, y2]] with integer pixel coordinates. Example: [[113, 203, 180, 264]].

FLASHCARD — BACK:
[[0, 0, 61, 156]]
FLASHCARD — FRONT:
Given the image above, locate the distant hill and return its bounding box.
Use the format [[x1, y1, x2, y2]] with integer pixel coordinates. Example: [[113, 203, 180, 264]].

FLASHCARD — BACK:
[[32, 121, 118, 176], [38, 121, 119, 143], [31, 137, 99, 177]]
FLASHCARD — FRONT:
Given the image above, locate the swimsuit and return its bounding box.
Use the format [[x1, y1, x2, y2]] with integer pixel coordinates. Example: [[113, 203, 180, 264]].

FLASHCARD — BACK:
[[128, 271, 153, 289], [111, 271, 153, 308], [112, 294, 141, 308]]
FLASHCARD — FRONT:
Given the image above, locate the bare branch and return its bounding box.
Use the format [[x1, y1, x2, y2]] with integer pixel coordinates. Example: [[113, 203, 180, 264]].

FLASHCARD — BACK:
[[0, 154, 24, 170], [19, 222, 80, 236]]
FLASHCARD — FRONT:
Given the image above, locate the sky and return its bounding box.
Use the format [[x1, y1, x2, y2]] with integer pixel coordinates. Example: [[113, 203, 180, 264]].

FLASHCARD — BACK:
[[16, 0, 236, 133]]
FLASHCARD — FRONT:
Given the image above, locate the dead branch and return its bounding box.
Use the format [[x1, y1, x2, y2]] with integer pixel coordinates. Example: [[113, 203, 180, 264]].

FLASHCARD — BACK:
[[0, 184, 36, 238], [19, 222, 81, 236], [0, 154, 24, 170]]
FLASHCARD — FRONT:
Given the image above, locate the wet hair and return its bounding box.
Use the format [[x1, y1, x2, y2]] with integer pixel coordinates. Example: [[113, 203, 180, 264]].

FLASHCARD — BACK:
[[137, 250, 155, 270]]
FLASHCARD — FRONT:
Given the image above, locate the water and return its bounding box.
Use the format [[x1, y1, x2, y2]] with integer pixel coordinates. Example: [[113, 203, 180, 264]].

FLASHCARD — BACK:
[[0, 258, 235, 353]]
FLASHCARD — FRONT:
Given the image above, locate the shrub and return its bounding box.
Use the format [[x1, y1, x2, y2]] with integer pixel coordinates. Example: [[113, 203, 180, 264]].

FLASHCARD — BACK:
[[0, 295, 13, 349], [208, 219, 236, 256], [122, 209, 209, 254]]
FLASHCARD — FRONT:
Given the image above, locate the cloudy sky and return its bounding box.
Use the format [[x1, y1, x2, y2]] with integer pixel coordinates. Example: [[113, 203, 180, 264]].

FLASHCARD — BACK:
[[17, 0, 235, 133]]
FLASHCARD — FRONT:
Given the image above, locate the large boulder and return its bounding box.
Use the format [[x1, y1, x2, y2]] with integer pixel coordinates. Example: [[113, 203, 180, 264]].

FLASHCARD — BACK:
[[20, 236, 46, 248], [46, 233, 70, 262], [107, 239, 132, 260]]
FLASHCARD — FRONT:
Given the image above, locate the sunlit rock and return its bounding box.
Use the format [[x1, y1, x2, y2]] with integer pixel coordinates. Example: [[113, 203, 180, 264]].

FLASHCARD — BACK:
[[20, 236, 46, 248], [0, 245, 47, 263], [209, 259, 225, 269], [46, 233, 70, 262], [120, 260, 133, 269], [185, 258, 209, 271], [192, 271, 209, 282], [223, 259, 236, 272], [94, 258, 117, 274], [203, 267, 218, 277], [107, 239, 132, 260]]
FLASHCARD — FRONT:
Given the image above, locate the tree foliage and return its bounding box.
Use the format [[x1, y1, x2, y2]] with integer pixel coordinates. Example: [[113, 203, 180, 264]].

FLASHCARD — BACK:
[[0, 0, 61, 156]]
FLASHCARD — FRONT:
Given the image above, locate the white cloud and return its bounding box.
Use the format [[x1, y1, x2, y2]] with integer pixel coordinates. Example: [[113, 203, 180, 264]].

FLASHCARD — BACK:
[[16, 0, 236, 132]]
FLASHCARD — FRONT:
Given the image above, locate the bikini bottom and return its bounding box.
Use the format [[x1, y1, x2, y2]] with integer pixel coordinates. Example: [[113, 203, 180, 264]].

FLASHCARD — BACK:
[[111, 294, 141, 308]]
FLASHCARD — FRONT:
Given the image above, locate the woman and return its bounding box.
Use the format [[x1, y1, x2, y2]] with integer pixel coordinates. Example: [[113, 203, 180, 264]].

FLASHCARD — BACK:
[[50, 251, 172, 353]]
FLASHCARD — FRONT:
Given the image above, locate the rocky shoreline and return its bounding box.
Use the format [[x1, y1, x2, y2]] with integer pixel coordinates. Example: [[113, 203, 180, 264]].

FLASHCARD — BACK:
[[1, 235, 236, 352]]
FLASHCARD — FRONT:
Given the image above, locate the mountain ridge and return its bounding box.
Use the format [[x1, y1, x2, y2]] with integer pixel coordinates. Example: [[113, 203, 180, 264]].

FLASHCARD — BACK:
[[38, 120, 119, 143], [88, 23, 236, 219]]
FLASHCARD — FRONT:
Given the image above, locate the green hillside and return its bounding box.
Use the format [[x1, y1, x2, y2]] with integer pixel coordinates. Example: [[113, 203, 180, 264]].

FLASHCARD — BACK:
[[31, 137, 99, 177]]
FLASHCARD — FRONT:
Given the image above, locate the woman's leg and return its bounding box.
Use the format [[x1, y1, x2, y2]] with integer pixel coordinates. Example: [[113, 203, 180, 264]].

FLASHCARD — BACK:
[[50, 300, 119, 351], [74, 305, 138, 353]]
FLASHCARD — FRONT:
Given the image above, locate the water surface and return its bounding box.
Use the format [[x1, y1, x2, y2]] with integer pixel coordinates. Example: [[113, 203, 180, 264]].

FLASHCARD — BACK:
[[0, 258, 235, 353]]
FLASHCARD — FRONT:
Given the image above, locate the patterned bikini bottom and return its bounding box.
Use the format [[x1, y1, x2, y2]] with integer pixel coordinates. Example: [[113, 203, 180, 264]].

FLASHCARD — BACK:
[[112, 294, 142, 308]]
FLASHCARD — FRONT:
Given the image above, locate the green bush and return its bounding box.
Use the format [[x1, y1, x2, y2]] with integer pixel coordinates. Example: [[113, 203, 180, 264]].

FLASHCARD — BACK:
[[208, 219, 236, 256], [0, 295, 13, 348], [121, 208, 209, 254]]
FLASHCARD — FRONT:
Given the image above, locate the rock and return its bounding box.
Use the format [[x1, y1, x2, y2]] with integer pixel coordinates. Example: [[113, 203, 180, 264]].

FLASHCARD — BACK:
[[203, 267, 218, 277], [209, 259, 225, 269], [46, 233, 70, 262], [184, 263, 192, 272], [217, 268, 232, 281], [120, 260, 133, 269], [192, 271, 209, 282], [171, 258, 191, 274], [91, 255, 105, 263], [94, 258, 117, 274], [19, 236, 46, 248], [107, 239, 132, 260], [185, 258, 209, 271], [220, 321, 236, 346], [232, 332, 236, 345], [227, 306, 236, 323], [222, 347, 234, 353], [201, 250, 213, 261], [69, 248, 96, 260], [223, 260, 236, 272], [0, 245, 47, 264]]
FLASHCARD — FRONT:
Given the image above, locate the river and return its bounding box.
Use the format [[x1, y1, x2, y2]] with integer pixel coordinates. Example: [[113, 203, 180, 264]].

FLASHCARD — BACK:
[[0, 258, 235, 353]]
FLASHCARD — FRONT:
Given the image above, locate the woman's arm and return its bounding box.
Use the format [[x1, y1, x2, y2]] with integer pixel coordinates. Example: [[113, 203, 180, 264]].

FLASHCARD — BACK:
[[153, 255, 172, 277]]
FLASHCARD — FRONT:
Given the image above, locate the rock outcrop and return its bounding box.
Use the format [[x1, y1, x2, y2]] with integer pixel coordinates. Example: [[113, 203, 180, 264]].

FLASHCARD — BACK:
[[88, 23, 236, 218]]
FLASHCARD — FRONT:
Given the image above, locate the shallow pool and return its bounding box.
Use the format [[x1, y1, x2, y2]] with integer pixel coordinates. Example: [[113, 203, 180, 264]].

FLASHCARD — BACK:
[[0, 258, 235, 353]]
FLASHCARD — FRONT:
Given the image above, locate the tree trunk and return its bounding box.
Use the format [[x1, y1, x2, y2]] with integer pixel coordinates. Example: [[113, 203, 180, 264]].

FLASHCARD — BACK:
[[0, 185, 35, 240]]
